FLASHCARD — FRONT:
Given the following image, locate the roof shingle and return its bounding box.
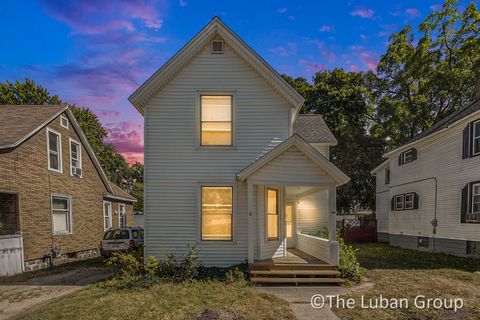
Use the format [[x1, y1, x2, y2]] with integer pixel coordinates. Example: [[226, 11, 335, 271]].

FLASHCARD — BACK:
[[293, 114, 337, 144]]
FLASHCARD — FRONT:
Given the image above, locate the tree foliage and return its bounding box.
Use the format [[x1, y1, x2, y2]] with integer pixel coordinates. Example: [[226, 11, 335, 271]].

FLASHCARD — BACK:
[[372, 0, 480, 146]]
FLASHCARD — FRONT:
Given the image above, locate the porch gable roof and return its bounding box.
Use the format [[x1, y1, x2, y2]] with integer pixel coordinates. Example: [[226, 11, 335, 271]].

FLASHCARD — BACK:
[[237, 134, 350, 187]]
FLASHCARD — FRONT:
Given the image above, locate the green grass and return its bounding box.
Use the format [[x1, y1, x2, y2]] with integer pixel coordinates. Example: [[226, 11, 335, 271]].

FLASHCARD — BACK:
[[18, 280, 295, 320], [0, 257, 106, 284], [333, 243, 480, 320]]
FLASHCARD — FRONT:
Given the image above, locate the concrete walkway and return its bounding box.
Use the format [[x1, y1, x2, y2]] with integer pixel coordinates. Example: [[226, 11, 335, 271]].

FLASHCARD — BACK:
[[256, 283, 373, 320], [0, 267, 111, 320]]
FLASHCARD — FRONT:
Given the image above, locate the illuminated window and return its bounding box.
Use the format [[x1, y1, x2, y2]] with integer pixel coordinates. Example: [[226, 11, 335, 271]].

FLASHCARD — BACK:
[[267, 189, 278, 240], [201, 186, 233, 240], [286, 204, 293, 238], [201, 95, 232, 146]]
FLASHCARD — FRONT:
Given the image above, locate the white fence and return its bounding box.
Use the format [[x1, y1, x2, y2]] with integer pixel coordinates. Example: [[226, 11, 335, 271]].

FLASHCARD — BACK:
[[0, 234, 24, 276], [297, 233, 339, 266]]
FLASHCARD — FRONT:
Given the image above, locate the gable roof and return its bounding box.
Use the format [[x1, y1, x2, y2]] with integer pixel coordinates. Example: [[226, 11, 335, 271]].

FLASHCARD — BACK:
[[385, 99, 480, 156], [293, 114, 337, 144], [0, 105, 67, 149], [106, 182, 137, 202], [237, 134, 350, 186], [128, 17, 305, 115], [0, 105, 136, 203]]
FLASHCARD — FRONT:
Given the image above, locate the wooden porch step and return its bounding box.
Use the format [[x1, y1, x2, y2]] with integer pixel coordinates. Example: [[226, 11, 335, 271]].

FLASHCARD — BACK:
[[250, 264, 336, 271], [251, 269, 340, 276], [251, 277, 344, 284]]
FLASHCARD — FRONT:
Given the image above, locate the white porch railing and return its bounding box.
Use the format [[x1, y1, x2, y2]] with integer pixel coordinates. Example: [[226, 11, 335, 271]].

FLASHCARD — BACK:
[[0, 233, 24, 276], [297, 232, 339, 266]]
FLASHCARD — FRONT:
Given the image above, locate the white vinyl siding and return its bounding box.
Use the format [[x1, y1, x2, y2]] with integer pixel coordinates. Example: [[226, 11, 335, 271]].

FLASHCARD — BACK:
[[144, 42, 291, 266], [46, 128, 62, 173], [384, 112, 480, 242], [51, 195, 72, 234]]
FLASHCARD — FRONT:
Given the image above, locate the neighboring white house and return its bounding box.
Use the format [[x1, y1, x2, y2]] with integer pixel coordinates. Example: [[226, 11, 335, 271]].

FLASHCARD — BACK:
[[372, 99, 480, 257], [128, 17, 349, 269]]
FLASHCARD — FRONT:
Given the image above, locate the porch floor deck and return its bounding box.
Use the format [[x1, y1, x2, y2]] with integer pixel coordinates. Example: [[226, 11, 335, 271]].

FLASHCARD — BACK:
[[250, 249, 330, 269]]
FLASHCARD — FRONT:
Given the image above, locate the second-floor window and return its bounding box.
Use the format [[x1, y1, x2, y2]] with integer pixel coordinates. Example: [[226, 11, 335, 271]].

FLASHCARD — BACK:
[[47, 129, 62, 173], [398, 148, 417, 166], [200, 95, 232, 146], [70, 139, 82, 177], [473, 120, 480, 156]]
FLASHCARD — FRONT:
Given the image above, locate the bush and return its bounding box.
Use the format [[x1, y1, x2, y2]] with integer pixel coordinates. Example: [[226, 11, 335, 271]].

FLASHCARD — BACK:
[[309, 229, 361, 284], [158, 245, 200, 282]]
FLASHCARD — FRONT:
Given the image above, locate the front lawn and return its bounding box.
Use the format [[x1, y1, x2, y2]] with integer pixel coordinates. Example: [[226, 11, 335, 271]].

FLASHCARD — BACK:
[[333, 243, 480, 320], [19, 280, 295, 320]]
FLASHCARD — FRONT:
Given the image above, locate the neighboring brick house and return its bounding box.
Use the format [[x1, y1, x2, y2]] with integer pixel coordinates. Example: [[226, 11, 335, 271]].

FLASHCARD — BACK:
[[0, 105, 136, 271]]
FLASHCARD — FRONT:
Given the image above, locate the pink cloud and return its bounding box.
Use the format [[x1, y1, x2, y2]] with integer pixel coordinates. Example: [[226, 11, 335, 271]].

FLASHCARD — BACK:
[[299, 59, 326, 73], [350, 45, 379, 71], [105, 121, 144, 164], [350, 8, 375, 19], [350, 65, 359, 72], [303, 38, 337, 62], [269, 43, 297, 57], [405, 8, 421, 18], [430, 4, 442, 11]]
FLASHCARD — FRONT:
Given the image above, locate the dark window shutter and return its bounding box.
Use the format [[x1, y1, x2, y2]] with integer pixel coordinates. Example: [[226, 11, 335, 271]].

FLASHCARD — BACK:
[[411, 148, 417, 161], [398, 154, 403, 166], [391, 197, 395, 211], [413, 193, 419, 209], [461, 184, 469, 223], [462, 124, 471, 159]]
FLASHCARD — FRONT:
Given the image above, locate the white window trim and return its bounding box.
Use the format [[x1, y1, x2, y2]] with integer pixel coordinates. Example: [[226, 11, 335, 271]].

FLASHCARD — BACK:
[[472, 183, 480, 213], [103, 201, 113, 231], [195, 91, 237, 149], [266, 187, 280, 241], [472, 120, 480, 156], [118, 203, 126, 228], [395, 195, 404, 211], [402, 149, 413, 164], [404, 193, 414, 210], [51, 194, 72, 235], [196, 182, 236, 243], [60, 115, 69, 129], [69, 138, 82, 178], [46, 128, 63, 173]]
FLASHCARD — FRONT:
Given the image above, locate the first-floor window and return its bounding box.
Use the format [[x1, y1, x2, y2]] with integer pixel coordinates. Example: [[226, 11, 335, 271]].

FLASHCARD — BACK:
[[119, 204, 126, 228], [51, 195, 71, 234], [404, 193, 414, 210], [201, 186, 233, 240], [103, 201, 112, 230], [395, 195, 404, 211], [267, 188, 279, 240], [472, 183, 480, 213]]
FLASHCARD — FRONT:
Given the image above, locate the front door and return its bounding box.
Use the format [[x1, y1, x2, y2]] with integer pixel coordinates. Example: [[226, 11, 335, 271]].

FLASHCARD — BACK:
[[286, 203, 295, 248]]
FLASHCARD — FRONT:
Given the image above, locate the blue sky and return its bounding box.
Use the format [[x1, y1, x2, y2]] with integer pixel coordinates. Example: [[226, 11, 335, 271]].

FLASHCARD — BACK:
[[0, 0, 469, 163]]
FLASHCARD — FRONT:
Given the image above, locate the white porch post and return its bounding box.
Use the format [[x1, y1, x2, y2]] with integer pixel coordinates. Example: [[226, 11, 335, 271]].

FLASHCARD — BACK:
[[328, 185, 339, 266], [247, 182, 254, 264]]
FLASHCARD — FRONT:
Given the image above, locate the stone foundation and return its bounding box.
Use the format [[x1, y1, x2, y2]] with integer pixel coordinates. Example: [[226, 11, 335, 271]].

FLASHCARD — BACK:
[[24, 248, 100, 272]]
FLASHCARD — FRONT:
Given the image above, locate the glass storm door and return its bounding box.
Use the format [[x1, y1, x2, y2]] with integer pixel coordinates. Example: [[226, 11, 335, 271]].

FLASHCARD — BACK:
[[285, 203, 295, 248]]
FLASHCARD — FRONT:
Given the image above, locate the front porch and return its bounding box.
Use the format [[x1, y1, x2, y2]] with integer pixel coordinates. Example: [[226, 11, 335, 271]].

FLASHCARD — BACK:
[[236, 135, 350, 285]]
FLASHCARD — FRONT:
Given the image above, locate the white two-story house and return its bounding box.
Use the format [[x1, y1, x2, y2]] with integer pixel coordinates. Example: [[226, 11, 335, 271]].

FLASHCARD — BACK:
[[128, 17, 349, 282], [372, 98, 480, 257]]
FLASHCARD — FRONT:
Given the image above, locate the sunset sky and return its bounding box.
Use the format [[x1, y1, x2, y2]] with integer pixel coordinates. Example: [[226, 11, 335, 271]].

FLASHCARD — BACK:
[[0, 0, 469, 164]]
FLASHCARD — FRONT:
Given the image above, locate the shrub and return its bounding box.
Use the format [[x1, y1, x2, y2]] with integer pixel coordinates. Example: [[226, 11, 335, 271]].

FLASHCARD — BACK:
[[225, 267, 246, 284], [158, 245, 200, 282], [309, 229, 361, 284]]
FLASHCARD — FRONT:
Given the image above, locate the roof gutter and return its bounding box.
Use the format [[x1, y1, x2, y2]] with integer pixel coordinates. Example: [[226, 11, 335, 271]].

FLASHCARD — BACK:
[[103, 194, 137, 203]]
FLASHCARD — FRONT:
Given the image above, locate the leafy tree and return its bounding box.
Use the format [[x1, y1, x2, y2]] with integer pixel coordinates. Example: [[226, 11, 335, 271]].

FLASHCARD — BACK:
[[373, 0, 480, 146], [131, 182, 144, 212], [130, 162, 144, 183], [293, 70, 384, 212], [0, 79, 62, 105]]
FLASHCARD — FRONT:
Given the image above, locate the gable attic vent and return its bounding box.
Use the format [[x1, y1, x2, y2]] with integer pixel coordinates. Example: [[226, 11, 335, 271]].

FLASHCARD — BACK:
[[211, 40, 224, 54]]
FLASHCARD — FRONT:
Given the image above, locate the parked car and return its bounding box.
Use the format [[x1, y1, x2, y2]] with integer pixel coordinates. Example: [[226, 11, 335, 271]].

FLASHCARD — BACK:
[[100, 227, 144, 258]]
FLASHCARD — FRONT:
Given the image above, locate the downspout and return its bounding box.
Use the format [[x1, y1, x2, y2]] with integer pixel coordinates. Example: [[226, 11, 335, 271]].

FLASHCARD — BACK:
[[389, 177, 438, 253]]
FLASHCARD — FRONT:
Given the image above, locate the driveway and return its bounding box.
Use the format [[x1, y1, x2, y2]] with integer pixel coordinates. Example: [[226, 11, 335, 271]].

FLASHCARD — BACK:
[[0, 267, 112, 320]]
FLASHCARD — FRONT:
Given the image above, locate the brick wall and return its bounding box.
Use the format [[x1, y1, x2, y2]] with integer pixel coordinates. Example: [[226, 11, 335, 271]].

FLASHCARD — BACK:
[[0, 112, 134, 261]]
